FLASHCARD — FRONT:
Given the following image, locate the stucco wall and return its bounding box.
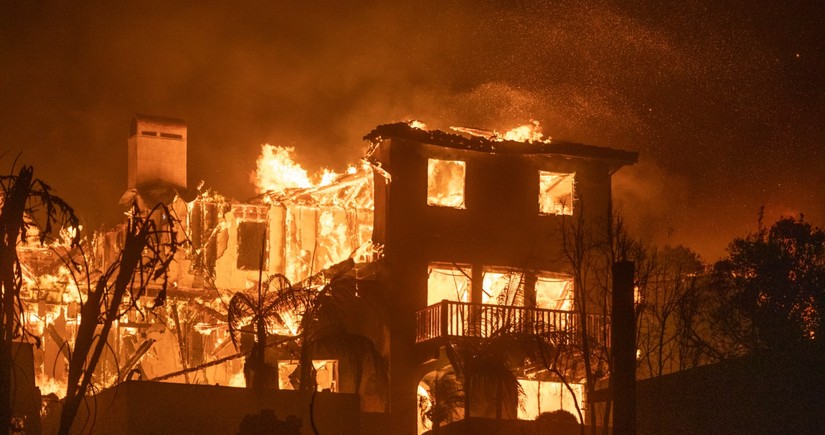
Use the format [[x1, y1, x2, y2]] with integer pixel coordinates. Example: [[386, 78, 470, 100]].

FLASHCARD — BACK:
[[70, 381, 360, 435]]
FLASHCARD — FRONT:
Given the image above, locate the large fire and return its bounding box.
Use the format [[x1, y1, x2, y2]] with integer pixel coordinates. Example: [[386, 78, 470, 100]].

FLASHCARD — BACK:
[[253, 145, 312, 194], [20, 141, 376, 403], [20, 119, 577, 428]]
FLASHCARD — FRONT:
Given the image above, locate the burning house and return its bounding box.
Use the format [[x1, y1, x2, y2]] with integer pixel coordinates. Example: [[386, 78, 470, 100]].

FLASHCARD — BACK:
[[18, 116, 637, 434]]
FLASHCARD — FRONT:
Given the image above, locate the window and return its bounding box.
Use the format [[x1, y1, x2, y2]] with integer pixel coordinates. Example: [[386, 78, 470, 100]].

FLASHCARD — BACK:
[[518, 379, 583, 421], [535, 274, 573, 311], [482, 268, 524, 306], [539, 171, 574, 215], [427, 263, 471, 305], [427, 159, 466, 208], [237, 221, 267, 270], [480, 268, 572, 310], [278, 360, 337, 391]]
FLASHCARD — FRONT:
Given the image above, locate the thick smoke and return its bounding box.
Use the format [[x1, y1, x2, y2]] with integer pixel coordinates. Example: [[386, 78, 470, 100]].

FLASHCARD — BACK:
[[2, 0, 822, 259]]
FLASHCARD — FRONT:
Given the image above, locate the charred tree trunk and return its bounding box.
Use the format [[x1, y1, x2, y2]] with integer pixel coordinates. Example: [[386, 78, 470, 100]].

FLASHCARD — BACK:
[[58, 219, 148, 435], [0, 167, 31, 435], [58, 205, 175, 435]]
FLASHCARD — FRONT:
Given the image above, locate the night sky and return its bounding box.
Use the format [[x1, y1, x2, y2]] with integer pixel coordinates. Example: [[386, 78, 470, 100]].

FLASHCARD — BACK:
[[2, 0, 823, 261]]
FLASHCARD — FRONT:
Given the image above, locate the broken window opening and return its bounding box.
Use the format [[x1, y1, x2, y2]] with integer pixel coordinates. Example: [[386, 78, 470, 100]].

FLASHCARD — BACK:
[[427, 159, 466, 209], [481, 268, 525, 306], [535, 274, 574, 311], [277, 360, 338, 391], [539, 171, 574, 216], [236, 221, 268, 270], [427, 263, 471, 306], [518, 379, 583, 421]]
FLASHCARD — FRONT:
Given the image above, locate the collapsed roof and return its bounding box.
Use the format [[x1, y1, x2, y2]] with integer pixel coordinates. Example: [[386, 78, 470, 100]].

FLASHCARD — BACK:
[[364, 122, 639, 168]]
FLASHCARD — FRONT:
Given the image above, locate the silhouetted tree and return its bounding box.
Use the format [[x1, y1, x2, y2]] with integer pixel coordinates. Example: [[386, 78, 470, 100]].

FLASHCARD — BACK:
[[635, 245, 705, 378], [227, 273, 290, 390], [707, 215, 825, 355], [271, 260, 387, 398], [560, 209, 637, 435], [58, 203, 179, 435], [447, 336, 524, 423], [536, 409, 579, 425], [0, 165, 78, 435]]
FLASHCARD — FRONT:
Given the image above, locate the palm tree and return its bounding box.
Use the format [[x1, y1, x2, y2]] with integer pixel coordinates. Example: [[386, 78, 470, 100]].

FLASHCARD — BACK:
[[444, 334, 524, 423], [419, 369, 464, 434], [227, 258, 388, 397], [227, 274, 298, 389], [437, 314, 589, 433], [277, 259, 387, 395]]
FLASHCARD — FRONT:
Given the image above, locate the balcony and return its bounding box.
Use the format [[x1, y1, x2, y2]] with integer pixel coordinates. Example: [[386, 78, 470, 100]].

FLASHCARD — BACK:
[[415, 300, 609, 347]]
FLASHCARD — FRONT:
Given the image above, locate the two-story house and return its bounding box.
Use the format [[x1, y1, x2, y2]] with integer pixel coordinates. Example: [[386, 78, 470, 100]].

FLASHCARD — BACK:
[[363, 123, 637, 433]]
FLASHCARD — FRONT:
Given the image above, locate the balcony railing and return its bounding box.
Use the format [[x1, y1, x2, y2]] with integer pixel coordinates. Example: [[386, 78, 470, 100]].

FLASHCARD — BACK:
[[415, 300, 609, 347]]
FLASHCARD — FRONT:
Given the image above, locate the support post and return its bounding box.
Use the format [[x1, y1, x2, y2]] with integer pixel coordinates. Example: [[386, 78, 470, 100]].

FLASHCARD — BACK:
[[611, 261, 636, 435], [440, 299, 449, 339]]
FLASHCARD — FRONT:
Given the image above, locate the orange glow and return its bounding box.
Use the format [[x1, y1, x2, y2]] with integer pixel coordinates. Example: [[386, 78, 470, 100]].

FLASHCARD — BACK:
[[427, 264, 471, 305], [518, 379, 582, 421], [36, 374, 67, 399], [539, 171, 574, 216], [408, 120, 428, 130], [427, 158, 466, 208], [227, 371, 246, 388], [253, 145, 312, 194], [535, 274, 574, 311], [482, 269, 523, 306], [502, 120, 550, 143]]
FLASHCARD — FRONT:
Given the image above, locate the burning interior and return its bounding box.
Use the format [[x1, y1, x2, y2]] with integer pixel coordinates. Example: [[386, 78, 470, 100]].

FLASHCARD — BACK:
[[16, 117, 637, 433]]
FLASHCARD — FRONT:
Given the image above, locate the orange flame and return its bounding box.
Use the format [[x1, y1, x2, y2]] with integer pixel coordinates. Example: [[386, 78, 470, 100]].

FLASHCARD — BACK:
[[253, 145, 312, 194], [502, 120, 550, 143]]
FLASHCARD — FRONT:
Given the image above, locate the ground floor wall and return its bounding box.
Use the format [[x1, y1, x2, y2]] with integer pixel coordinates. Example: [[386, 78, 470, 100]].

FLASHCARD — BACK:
[[62, 381, 360, 435]]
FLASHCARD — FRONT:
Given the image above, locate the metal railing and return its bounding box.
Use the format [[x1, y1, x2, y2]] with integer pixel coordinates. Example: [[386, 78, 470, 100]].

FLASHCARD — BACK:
[[415, 300, 609, 347]]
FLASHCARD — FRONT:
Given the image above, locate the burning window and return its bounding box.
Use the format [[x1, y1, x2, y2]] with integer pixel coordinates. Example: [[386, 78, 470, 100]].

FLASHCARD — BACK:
[[278, 360, 338, 391], [427, 263, 471, 306], [482, 268, 524, 306], [237, 221, 268, 270], [518, 379, 583, 421], [427, 159, 466, 208], [481, 269, 573, 310], [535, 274, 573, 311], [539, 171, 574, 216]]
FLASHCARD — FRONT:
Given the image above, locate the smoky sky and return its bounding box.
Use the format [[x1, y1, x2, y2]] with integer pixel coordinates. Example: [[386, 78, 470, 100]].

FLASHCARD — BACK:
[[2, 0, 823, 260]]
